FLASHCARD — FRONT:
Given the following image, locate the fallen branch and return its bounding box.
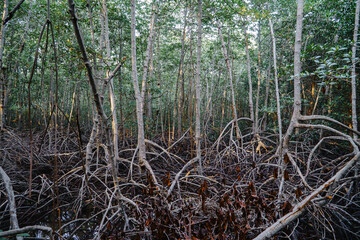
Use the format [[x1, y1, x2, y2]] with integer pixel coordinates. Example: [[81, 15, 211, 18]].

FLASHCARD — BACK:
[[0, 225, 52, 237], [0, 166, 20, 231], [254, 152, 360, 240]]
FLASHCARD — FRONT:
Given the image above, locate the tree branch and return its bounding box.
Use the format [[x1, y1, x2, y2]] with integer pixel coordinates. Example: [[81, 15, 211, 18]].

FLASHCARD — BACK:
[[0, 225, 52, 237], [299, 115, 360, 136], [3, 0, 25, 25], [254, 152, 360, 240]]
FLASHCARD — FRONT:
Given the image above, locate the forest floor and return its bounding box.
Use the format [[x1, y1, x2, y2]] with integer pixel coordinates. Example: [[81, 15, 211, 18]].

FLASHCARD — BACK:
[[1, 127, 360, 239]]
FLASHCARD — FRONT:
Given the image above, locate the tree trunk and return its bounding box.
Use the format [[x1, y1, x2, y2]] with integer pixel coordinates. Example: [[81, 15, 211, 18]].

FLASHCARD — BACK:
[[195, 0, 202, 174], [130, 0, 158, 185], [177, 6, 188, 138], [118, 28, 125, 142], [255, 20, 261, 134], [243, 24, 255, 131], [352, 0, 360, 139], [68, 0, 116, 187], [156, 28, 165, 142], [0, 167, 20, 232], [262, 54, 271, 131], [188, 20, 195, 158], [102, 0, 120, 163], [269, 18, 283, 144], [146, 34, 154, 124], [279, 0, 304, 197], [85, 0, 99, 171], [218, 24, 241, 141], [283, 0, 304, 149], [0, 0, 9, 129]]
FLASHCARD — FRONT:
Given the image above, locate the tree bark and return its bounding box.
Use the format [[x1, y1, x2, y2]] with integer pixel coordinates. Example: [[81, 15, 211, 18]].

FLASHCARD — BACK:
[[218, 23, 241, 141], [283, 0, 304, 149], [68, 0, 118, 188], [102, 0, 120, 164], [177, 6, 188, 138], [131, 0, 146, 166], [255, 20, 261, 134], [0, 225, 52, 238], [195, 0, 202, 174], [279, 0, 304, 198], [130, 0, 158, 185], [85, 0, 99, 171], [0, 0, 9, 129], [243, 24, 255, 131], [156, 27, 165, 142], [0, 166, 20, 232], [262, 55, 271, 131], [351, 0, 360, 139], [269, 18, 283, 144]]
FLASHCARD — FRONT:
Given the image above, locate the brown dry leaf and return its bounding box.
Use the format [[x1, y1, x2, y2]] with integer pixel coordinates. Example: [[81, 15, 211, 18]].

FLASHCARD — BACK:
[[284, 153, 289, 164]]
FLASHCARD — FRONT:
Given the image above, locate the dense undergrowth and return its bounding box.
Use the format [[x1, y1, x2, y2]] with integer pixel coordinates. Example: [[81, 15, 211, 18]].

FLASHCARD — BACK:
[[0, 127, 359, 239]]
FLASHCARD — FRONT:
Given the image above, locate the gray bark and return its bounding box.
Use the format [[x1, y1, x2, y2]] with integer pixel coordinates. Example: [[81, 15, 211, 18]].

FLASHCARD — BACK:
[[352, 0, 360, 139], [195, 0, 202, 174], [255, 21, 261, 133], [243, 24, 255, 131], [0, 166, 22, 240], [269, 18, 283, 143], [85, 0, 99, 171], [177, 6, 188, 137], [283, 0, 304, 149], [130, 0, 158, 185], [102, 0, 120, 163], [0, 225, 52, 238], [218, 23, 241, 141], [279, 0, 304, 199], [131, 0, 146, 166]]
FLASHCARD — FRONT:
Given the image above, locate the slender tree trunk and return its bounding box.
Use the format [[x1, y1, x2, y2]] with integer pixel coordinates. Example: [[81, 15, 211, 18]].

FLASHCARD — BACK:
[[67, 82, 78, 136], [146, 41, 154, 122], [156, 28, 165, 142], [102, 0, 120, 163], [177, 6, 188, 138], [269, 18, 283, 144], [130, 0, 158, 185], [255, 20, 261, 134], [138, 1, 157, 139], [188, 22, 195, 158], [0, 167, 20, 234], [218, 24, 241, 141], [195, 0, 202, 174], [0, 0, 9, 129], [118, 28, 125, 142], [68, 0, 116, 187], [283, 0, 303, 148], [262, 55, 271, 131], [279, 0, 304, 197], [243, 24, 255, 131], [352, 0, 360, 139], [140, 3, 157, 104], [85, 0, 99, 171], [220, 81, 227, 132]]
